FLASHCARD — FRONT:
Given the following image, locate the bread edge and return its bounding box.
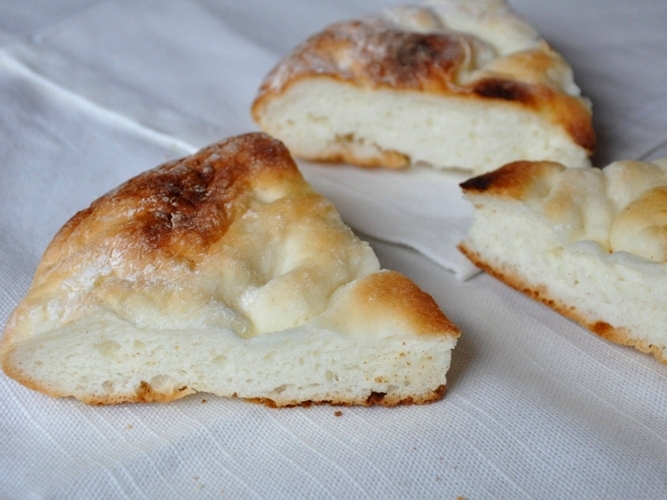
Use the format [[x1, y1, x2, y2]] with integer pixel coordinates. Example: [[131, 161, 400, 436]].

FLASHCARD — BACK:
[[2, 360, 447, 407], [458, 242, 667, 365]]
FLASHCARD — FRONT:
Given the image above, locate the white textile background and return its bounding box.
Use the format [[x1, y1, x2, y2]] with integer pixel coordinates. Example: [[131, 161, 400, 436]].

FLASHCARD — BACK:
[[1, 0, 666, 498]]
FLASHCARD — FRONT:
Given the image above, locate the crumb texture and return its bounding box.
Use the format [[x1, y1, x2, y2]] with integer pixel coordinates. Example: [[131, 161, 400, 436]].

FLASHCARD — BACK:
[[1, 133, 459, 406]]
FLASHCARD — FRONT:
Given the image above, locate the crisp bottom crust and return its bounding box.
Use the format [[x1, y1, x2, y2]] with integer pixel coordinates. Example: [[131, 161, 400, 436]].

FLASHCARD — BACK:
[[458, 243, 667, 365], [248, 385, 447, 408], [9, 371, 447, 407]]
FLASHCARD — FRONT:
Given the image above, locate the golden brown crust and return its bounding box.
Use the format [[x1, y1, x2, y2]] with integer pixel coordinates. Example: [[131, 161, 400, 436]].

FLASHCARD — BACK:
[[252, 16, 595, 154], [2, 132, 459, 406], [38, 133, 304, 274], [459, 160, 565, 198], [256, 22, 468, 95], [458, 243, 667, 364], [8, 374, 446, 407], [351, 271, 460, 337]]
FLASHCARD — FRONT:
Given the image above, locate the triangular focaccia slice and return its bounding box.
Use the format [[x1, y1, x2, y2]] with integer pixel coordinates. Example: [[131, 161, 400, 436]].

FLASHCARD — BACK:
[[252, 0, 594, 175], [1, 133, 459, 406], [459, 158, 667, 364]]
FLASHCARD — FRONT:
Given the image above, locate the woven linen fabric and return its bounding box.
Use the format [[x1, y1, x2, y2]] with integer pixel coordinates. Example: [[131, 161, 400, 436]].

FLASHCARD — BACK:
[[1, 0, 667, 498]]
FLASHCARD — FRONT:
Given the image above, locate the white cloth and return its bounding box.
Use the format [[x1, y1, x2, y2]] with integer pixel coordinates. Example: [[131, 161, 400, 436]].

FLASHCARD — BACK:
[[299, 162, 476, 279], [1, 0, 667, 498]]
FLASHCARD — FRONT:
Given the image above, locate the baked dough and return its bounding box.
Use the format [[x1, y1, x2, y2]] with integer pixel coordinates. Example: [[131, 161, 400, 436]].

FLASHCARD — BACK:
[[252, 0, 594, 175], [1, 133, 460, 406], [459, 158, 667, 363]]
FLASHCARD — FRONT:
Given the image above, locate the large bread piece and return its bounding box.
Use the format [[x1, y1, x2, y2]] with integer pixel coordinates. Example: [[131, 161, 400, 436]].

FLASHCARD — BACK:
[[252, 0, 595, 175], [459, 158, 667, 364], [1, 133, 459, 406]]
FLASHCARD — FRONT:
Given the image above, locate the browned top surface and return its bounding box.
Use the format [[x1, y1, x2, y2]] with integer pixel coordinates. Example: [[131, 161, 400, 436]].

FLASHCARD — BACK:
[[38, 132, 305, 273], [460, 160, 566, 200], [350, 271, 460, 337], [253, 14, 595, 153], [295, 21, 469, 91]]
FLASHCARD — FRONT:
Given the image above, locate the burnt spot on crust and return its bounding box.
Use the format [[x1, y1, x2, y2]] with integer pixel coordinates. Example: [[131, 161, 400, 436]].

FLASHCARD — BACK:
[[46, 133, 300, 265], [473, 78, 533, 103], [460, 160, 565, 199], [460, 170, 502, 193], [366, 30, 465, 87], [126, 163, 219, 250], [367, 391, 388, 405], [460, 161, 534, 194], [591, 321, 614, 338], [396, 33, 457, 66], [118, 133, 296, 254]]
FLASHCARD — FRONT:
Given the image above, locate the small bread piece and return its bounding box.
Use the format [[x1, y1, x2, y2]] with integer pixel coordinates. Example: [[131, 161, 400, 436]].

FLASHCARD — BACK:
[[0, 133, 459, 406], [252, 0, 594, 175], [459, 158, 667, 364]]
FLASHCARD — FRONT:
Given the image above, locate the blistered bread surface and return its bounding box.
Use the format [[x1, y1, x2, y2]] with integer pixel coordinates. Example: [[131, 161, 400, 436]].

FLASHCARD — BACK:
[[1, 133, 459, 406], [461, 158, 667, 262]]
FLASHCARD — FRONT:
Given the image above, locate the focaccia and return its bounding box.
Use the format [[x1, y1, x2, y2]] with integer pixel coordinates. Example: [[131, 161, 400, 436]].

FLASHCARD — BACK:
[[459, 158, 667, 364], [1, 133, 460, 406], [252, 0, 594, 175]]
